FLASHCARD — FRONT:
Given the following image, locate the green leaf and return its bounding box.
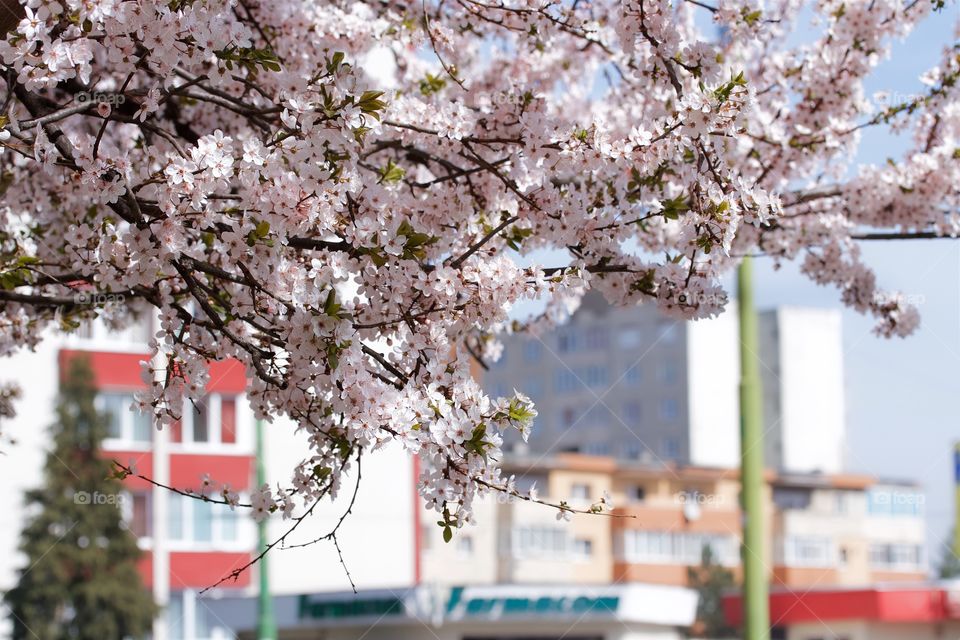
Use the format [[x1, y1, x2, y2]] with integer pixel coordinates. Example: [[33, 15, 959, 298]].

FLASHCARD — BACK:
[[419, 73, 447, 96], [327, 51, 346, 75], [379, 160, 406, 185], [442, 526, 453, 543], [323, 289, 341, 316]]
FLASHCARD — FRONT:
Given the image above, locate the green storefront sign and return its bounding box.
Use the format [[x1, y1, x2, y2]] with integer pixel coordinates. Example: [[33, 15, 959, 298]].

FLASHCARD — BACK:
[[295, 588, 620, 624], [298, 594, 404, 621], [446, 587, 619, 618]]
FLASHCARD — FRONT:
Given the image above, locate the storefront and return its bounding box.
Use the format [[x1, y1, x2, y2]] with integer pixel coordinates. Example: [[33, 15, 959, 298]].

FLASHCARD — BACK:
[[204, 583, 697, 640], [722, 581, 960, 640]]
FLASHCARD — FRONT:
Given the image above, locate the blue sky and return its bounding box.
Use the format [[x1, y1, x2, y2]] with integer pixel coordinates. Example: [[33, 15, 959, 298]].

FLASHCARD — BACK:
[[748, 8, 960, 568]]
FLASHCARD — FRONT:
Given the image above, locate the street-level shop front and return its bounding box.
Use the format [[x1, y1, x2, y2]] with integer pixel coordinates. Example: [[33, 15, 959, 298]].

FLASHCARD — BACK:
[[204, 583, 698, 640]]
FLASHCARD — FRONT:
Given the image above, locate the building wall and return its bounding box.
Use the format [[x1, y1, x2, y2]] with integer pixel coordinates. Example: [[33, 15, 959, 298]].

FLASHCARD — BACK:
[[0, 335, 61, 595], [772, 481, 926, 587], [484, 293, 692, 464], [489, 297, 845, 477], [263, 427, 417, 594], [686, 304, 740, 468], [760, 308, 846, 474]]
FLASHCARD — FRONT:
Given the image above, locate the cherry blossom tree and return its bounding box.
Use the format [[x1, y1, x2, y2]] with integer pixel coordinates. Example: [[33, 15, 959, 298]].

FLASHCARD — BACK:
[[0, 0, 957, 562]]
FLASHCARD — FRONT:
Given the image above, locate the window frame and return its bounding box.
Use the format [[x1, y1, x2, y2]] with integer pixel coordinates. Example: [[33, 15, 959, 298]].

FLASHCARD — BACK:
[[166, 492, 248, 551], [98, 392, 152, 450], [171, 393, 244, 452]]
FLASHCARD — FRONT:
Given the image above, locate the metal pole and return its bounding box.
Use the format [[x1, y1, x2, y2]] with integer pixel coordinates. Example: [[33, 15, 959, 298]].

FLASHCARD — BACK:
[[152, 350, 170, 640], [738, 256, 770, 640], [256, 419, 277, 640]]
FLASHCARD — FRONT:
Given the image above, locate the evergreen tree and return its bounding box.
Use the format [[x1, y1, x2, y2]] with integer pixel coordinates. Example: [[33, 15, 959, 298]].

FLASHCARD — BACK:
[[4, 356, 157, 639], [687, 545, 738, 639]]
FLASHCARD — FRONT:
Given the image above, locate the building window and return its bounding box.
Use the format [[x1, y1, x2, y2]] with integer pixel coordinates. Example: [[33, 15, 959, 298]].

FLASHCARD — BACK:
[[585, 327, 609, 350], [618, 328, 642, 348], [573, 538, 594, 558], [167, 590, 220, 640], [554, 370, 580, 393], [168, 493, 242, 547], [557, 329, 579, 353], [633, 486, 647, 502], [120, 491, 152, 540], [99, 393, 152, 445], [780, 536, 835, 568], [625, 364, 642, 384], [523, 340, 542, 363], [582, 442, 610, 456], [129, 492, 151, 538], [869, 543, 923, 570], [221, 397, 237, 444], [658, 363, 678, 384], [623, 402, 642, 423], [659, 398, 679, 421], [457, 535, 474, 555], [171, 394, 241, 448], [583, 366, 608, 388], [773, 487, 812, 510], [571, 483, 591, 500], [192, 400, 210, 443], [661, 437, 681, 460], [509, 526, 570, 559], [561, 406, 579, 428], [621, 530, 739, 566], [867, 489, 923, 516]]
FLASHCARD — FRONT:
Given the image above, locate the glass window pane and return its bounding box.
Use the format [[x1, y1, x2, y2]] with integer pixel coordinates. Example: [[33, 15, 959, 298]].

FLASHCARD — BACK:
[[166, 592, 184, 640], [217, 504, 237, 543], [220, 397, 237, 444], [195, 598, 211, 640], [102, 394, 124, 439], [193, 500, 213, 543], [131, 493, 150, 538], [168, 494, 184, 541], [192, 400, 209, 443], [132, 406, 152, 443]]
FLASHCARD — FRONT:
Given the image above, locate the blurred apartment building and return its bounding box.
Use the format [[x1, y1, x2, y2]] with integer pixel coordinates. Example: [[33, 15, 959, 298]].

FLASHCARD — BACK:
[[485, 293, 846, 474], [0, 295, 930, 640], [0, 316, 421, 640], [420, 454, 927, 591], [0, 317, 257, 640]]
